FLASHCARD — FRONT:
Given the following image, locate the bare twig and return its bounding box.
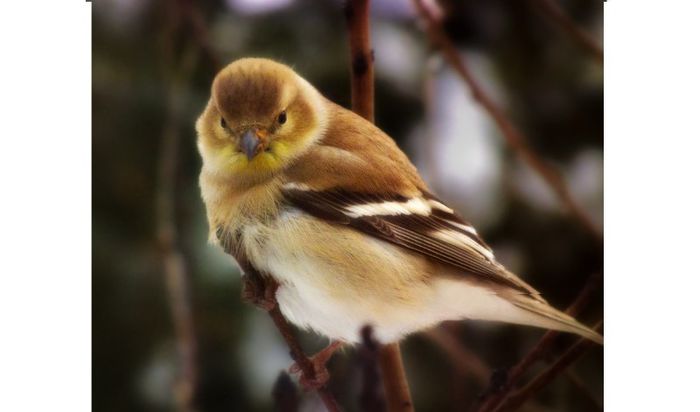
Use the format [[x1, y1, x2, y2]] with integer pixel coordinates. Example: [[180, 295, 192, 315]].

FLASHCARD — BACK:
[[239, 273, 341, 412], [475, 273, 601, 412], [156, 4, 199, 411], [412, 0, 602, 242], [492, 321, 602, 412], [345, 1, 413, 411], [379, 345, 414, 412], [529, 0, 603, 64], [178, 0, 221, 72], [345, 0, 375, 122], [564, 370, 603, 411], [425, 326, 491, 385], [359, 326, 387, 412]]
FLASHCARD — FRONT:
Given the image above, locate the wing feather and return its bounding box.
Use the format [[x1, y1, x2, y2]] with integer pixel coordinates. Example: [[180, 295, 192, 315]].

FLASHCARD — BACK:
[[283, 187, 543, 298]]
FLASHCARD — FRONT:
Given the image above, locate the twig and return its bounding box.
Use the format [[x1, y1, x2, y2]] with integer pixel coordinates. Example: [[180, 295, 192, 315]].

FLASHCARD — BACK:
[[268, 302, 341, 412], [345, 0, 375, 122], [425, 326, 491, 385], [475, 273, 601, 412], [156, 4, 199, 411], [238, 272, 341, 412], [359, 326, 387, 412], [379, 345, 414, 412], [492, 321, 602, 412], [564, 370, 603, 411], [529, 0, 603, 64], [178, 0, 221, 72], [412, 0, 602, 242], [345, 1, 414, 411]]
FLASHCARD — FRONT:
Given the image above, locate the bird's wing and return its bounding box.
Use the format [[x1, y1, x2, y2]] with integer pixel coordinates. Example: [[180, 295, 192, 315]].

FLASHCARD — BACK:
[[282, 184, 543, 299]]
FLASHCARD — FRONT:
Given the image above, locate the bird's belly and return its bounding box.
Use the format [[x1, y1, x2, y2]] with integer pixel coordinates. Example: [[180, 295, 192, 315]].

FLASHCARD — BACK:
[[242, 210, 444, 343]]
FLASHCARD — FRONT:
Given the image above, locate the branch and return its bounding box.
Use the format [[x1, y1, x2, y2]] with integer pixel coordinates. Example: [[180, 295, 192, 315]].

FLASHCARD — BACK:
[[178, 0, 221, 73], [492, 321, 602, 412], [425, 326, 491, 385], [345, 1, 414, 411], [475, 273, 601, 412], [412, 0, 602, 242], [345, 0, 375, 122], [156, 4, 199, 411], [529, 0, 603, 64], [359, 326, 387, 412]]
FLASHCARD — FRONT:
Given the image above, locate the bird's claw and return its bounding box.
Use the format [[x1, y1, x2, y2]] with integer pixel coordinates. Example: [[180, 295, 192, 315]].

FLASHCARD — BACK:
[[288, 341, 342, 391], [241, 274, 278, 311]]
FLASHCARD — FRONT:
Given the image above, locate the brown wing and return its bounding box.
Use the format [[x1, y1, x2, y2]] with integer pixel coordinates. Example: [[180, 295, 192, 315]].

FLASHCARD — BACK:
[[282, 186, 541, 297]]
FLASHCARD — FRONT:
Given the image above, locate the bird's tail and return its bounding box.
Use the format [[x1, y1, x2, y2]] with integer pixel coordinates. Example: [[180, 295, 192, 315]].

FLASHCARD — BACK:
[[506, 293, 603, 345]]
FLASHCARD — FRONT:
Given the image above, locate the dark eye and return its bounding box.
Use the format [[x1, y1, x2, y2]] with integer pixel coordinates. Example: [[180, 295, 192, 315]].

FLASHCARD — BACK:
[[220, 117, 227, 128], [277, 111, 287, 125]]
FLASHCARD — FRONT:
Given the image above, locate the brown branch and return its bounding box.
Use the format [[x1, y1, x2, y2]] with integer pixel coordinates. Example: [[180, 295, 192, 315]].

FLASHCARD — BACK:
[[345, 0, 375, 122], [379, 344, 414, 412], [178, 0, 221, 73], [240, 273, 341, 412], [359, 326, 387, 412], [425, 326, 491, 385], [492, 321, 602, 412], [475, 273, 601, 412], [156, 5, 199, 411], [564, 370, 603, 411], [529, 0, 603, 64], [412, 0, 602, 242], [345, 1, 413, 411], [268, 305, 341, 412]]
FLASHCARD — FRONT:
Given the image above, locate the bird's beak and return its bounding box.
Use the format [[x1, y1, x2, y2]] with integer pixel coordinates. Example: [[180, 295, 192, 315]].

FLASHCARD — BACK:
[[240, 128, 268, 160]]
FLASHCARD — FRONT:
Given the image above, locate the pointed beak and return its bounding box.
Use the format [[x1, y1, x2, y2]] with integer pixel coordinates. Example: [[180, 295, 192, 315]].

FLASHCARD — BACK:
[[241, 129, 261, 160]]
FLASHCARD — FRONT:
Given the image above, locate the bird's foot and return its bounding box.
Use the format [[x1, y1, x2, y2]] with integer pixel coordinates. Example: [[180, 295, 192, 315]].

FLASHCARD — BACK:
[[289, 341, 343, 390], [241, 274, 278, 311]]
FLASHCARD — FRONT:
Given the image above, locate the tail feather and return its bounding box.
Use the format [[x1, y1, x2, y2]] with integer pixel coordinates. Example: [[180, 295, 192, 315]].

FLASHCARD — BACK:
[[508, 294, 603, 345]]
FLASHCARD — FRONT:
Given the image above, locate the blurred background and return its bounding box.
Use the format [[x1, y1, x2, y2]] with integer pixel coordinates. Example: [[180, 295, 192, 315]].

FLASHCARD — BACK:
[[92, 0, 602, 411]]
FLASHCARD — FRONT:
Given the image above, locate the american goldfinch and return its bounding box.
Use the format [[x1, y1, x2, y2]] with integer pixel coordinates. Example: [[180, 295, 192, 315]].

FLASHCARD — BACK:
[[196, 58, 603, 351]]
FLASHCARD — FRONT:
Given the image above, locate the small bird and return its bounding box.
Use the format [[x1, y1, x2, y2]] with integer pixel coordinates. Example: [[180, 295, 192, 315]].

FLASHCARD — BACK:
[[196, 58, 602, 381]]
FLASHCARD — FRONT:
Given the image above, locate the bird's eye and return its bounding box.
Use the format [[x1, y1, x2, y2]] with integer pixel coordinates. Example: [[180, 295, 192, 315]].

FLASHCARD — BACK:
[[220, 117, 227, 128], [277, 111, 287, 125]]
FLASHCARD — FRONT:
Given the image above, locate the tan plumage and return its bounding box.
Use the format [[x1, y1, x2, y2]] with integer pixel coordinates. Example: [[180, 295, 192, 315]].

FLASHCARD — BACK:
[[196, 57, 602, 345]]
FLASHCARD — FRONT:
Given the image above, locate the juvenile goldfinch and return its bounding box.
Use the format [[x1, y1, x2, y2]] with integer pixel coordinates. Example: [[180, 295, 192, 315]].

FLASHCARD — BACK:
[[196, 58, 603, 348]]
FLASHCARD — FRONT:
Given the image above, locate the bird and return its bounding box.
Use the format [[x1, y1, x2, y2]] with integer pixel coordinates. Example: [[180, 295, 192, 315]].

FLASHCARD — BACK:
[[196, 57, 602, 385]]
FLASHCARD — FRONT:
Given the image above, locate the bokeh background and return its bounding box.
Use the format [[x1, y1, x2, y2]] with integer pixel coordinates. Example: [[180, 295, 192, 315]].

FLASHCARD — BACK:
[[93, 0, 603, 411]]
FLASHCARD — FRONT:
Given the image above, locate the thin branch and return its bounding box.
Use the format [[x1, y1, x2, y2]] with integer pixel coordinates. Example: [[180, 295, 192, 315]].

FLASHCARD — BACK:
[[178, 0, 221, 72], [492, 321, 602, 412], [475, 273, 601, 412], [345, 1, 414, 411], [359, 326, 387, 412], [156, 4, 199, 410], [345, 0, 375, 122], [564, 370, 603, 412], [268, 304, 341, 412], [239, 273, 341, 412], [412, 0, 602, 242], [379, 344, 414, 412], [529, 0, 603, 64], [425, 326, 491, 385]]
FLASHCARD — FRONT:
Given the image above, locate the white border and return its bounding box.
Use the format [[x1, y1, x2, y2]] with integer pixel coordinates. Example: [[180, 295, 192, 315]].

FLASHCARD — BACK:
[[0, 2, 91, 411]]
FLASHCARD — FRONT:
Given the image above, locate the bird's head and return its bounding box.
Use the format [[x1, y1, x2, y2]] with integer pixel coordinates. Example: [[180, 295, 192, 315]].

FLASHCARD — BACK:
[[196, 58, 327, 182]]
